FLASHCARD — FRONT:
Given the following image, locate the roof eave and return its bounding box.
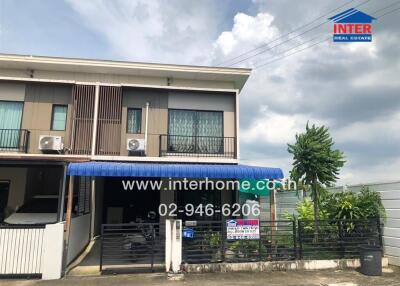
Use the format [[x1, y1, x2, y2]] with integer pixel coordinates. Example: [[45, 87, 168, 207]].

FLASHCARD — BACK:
[[0, 54, 251, 91]]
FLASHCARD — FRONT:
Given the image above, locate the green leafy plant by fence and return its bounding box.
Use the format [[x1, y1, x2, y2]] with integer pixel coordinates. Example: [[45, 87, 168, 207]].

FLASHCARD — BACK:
[[286, 186, 385, 223]]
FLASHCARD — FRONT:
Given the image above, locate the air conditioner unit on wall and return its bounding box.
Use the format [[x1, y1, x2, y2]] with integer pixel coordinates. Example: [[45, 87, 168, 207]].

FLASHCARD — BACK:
[[39, 135, 64, 152], [127, 138, 145, 154]]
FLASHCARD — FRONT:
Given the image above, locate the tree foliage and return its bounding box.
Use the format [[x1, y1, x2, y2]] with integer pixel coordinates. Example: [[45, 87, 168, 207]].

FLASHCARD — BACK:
[[288, 123, 345, 187], [287, 123, 345, 239]]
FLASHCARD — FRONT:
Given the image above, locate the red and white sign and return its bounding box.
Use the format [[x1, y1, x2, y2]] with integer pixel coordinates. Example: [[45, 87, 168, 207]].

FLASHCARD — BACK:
[[226, 219, 260, 240]]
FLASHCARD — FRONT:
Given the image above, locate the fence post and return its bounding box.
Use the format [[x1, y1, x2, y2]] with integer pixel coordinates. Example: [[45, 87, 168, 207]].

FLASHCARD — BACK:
[[377, 218, 383, 248], [151, 225, 155, 272], [99, 225, 104, 273], [165, 219, 172, 272], [221, 220, 226, 262], [298, 220, 303, 259], [171, 220, 182, 273], [259, 222, 262, 261], [338, 220, 345, 259], [292, 219, 297, 260]]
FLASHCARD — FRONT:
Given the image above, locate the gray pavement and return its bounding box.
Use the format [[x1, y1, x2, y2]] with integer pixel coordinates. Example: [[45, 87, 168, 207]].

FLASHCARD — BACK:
[[0, 267, 399, 286]]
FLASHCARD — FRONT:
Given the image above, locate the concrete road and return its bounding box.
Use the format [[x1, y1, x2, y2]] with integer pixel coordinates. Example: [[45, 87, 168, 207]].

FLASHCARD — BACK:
[[0, 267, 399, 286]]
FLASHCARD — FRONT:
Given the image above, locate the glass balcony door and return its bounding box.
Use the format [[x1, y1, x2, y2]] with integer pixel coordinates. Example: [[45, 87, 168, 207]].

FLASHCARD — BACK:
[[0, 101, 23, 149], [167, 109, 223, 154]]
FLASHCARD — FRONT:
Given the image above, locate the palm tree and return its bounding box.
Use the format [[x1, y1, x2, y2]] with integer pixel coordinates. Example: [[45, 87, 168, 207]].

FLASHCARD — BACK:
[[288, 123, 345, 240]]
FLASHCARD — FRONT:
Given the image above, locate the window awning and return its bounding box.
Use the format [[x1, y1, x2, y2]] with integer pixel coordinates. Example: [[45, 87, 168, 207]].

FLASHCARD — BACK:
[[67, 162, 284, 179]]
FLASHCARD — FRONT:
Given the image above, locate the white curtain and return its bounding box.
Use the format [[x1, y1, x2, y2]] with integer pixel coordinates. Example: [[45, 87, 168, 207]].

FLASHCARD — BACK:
[[197, 111, 223, 153], [168, 110, 196, 152]]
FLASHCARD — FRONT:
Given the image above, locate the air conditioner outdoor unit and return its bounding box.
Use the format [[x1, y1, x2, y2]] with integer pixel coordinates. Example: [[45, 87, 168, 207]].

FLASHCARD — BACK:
[[127, 138, 145, 153], [39, 135, 64, 152]]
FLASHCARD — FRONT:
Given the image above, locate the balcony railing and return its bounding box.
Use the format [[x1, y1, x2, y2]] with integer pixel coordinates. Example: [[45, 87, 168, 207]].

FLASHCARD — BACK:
[[0, 129, 30, 153], [159, 135, 236, 158]]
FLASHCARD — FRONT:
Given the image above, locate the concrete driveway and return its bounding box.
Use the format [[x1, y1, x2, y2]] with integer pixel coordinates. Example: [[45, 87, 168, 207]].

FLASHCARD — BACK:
[[0, 267, 399, 286]]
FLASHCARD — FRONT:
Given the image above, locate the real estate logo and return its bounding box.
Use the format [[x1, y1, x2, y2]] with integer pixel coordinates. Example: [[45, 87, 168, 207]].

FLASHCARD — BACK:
[[329, 8, 376, 42]]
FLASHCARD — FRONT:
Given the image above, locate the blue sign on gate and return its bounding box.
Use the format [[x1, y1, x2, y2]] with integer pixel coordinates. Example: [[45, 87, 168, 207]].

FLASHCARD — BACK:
[[183, 227, 195, 238]]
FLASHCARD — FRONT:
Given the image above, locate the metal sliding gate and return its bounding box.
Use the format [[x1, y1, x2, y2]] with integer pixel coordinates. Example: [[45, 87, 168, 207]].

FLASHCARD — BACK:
[[100, 223, 165, 273]]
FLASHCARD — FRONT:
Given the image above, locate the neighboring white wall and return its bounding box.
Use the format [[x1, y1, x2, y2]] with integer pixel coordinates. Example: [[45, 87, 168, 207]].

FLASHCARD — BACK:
[[41, 223, 64, 280], [66, 214, 91, 265], [0, 82, 25, 101], [260, 191, 303, 221], [329, 181, 400, 266]]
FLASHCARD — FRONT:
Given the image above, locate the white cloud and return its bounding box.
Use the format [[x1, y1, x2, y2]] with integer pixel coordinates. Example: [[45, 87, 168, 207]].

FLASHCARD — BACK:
[[339, 157, 400, 186], [241, 107, 326, 145], [334, 112, 400, 144], [213, 12, 279, 58], [66, 0, 218, 64]]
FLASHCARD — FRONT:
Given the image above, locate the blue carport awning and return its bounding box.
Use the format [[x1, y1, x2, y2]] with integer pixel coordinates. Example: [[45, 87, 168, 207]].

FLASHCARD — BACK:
[[67, 162, 284, 179]]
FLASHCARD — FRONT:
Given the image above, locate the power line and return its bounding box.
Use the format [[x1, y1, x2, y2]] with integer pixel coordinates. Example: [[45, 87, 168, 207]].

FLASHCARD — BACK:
[[223, 0, 372, 67], [215, 0, 358, 66], [253, 4, 400, 70], [371, 0, 400, 14], [252, 35, 327, 68], [375, 4, 400, 17], [254, 37, 330, 69]]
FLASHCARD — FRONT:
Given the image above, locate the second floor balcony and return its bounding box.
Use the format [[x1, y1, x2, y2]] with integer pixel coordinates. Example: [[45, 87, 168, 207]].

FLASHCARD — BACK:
[[0, 129, 30, 153], [159, 135, 236, 158], [0, 129, 237, 160]]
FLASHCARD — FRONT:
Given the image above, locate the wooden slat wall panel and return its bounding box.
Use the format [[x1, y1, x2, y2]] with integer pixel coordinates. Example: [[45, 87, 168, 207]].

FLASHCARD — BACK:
[[96, 86, 122, 156], [70, 85, 95, 155]]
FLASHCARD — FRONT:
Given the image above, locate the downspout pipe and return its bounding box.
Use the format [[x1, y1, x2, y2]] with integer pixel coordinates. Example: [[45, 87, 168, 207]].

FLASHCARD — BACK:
[[144, 102, 150, 155]]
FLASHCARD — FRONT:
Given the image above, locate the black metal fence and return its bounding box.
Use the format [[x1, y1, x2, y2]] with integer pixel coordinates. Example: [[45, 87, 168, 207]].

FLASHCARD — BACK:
[[100, 223, 165, 273], [159, 135, 236, 158], [298, 219, 382, 260], [0, 129, 30, 153], [182, 219, 382, 264]]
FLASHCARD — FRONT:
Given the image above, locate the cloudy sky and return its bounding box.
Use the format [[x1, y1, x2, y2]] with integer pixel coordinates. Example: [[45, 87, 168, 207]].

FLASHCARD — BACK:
[[0, 0, 399, 185]]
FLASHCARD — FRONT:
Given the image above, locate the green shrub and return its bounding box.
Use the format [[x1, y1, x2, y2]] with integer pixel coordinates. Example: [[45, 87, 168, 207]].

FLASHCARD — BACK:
[[229, 240, 259, 251], [284, 198, 328, 221], [322, 186, 386, 220], [205, 231, 222, 248], [356, 187, 386, 219]]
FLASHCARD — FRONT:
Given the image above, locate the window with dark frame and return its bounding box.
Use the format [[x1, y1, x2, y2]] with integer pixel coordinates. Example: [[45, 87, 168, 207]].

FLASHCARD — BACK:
[[51, 104, 68, 131], [127, 108, 142, 134]]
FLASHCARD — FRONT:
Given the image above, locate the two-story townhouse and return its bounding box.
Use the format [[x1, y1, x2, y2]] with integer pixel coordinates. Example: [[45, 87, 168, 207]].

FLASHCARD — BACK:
[[0, 54, 283, 279]]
